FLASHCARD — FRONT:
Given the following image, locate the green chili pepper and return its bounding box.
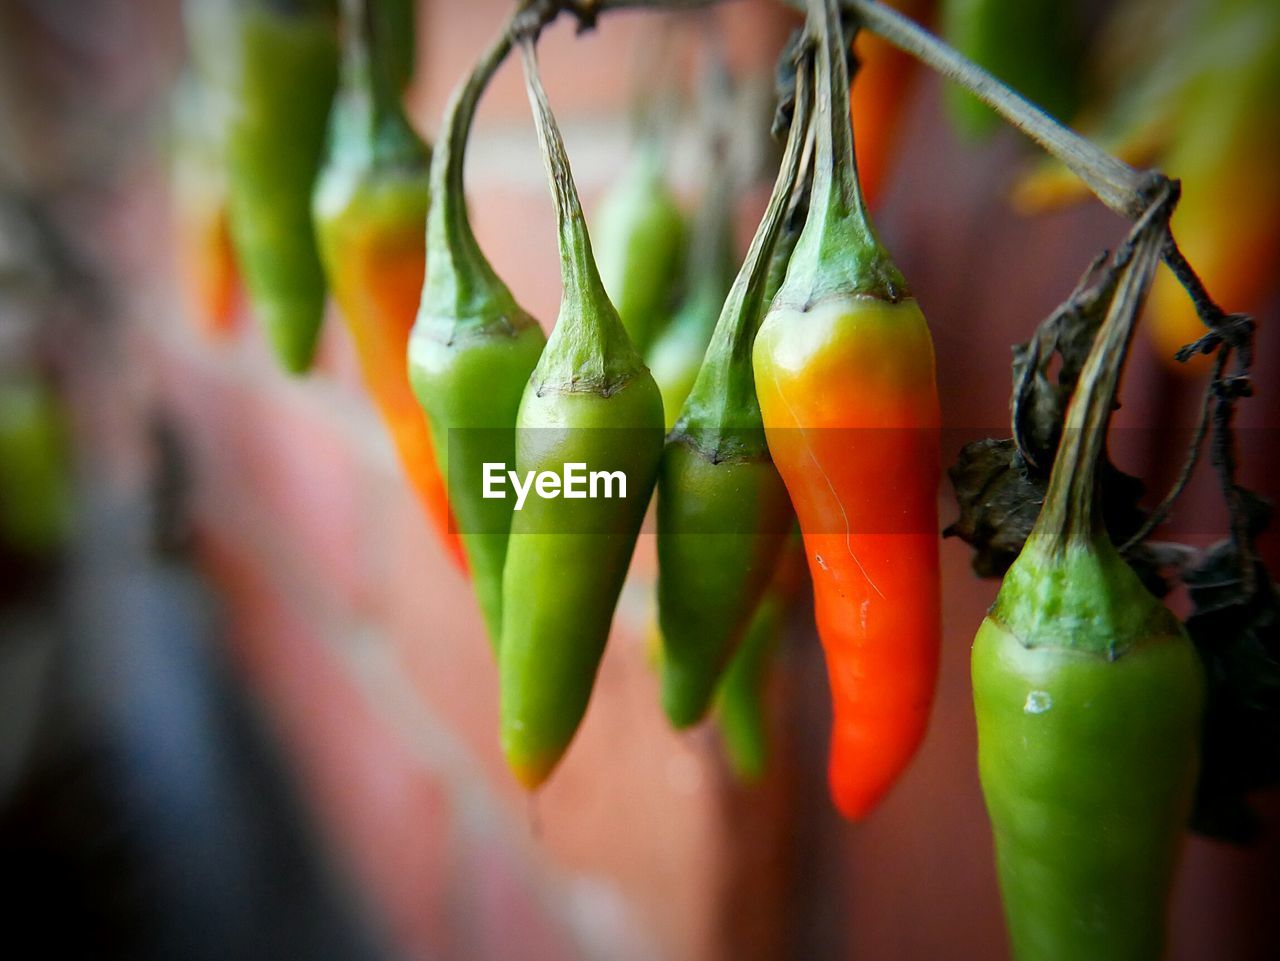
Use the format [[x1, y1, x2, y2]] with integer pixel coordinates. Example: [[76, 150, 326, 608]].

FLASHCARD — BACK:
[[714, 528, 807, 783], [498, 37, 665, 789], [591, 140, 685, 355], [408, 29, 546, 646], [973, 217, 1203, 961], [714, 588, 784, 784], [646, 159, 735, 431], [224, 0, 339, 373], [381, 0, 414, 93], [942, 0, 1082, 139], [654, 57, 811, 729], [0, 376, 72, 559]]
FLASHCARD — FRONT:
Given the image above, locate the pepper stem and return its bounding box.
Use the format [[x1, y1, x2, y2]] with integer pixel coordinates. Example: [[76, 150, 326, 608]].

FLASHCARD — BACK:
[[1032, 191, 1174, 550], [518, 35, 614, 326], [783, 0, 905, 303], [677, 49, 813, 452], [421, 25, 515, 320]]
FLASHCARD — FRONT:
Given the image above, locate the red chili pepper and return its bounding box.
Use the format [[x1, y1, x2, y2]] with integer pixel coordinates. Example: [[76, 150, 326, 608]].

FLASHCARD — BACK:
[[753, 0, 941, 819]]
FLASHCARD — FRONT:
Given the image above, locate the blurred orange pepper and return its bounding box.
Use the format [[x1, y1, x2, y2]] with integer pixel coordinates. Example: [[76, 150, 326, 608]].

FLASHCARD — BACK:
[[171, 71, 240, 338], [850, 0, 932, 206], [313, 0, 463, 566], [1148, 1, 1280, 371]]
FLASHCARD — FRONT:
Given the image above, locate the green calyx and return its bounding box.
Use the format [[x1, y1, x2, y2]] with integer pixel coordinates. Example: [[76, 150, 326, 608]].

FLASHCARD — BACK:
[[418, 32, 538, 338], [993, 534, 1184, 658], [776, 0, 906, 307], [674, 49, 814, 460], [324, 0, 427, 174], [520, 38, 648, 397], [992, 201, 1175, 658]]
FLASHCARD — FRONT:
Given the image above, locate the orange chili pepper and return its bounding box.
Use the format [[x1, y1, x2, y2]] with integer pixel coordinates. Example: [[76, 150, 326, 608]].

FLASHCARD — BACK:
[[172, 71, 239, 338], [754, 0, 941, 819], [849, 0, 931, 206], [313, 0, 463, 565]]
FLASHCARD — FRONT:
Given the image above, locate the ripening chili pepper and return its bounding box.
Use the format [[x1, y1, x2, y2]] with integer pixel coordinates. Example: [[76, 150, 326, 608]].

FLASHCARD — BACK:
[[171, 71, 239, 338], [592, 139, 686, 355], [655, 64, 811, 729], [714, 528, 807, 783], [849, 0, 930, 206], [753, 0, 941, 820], [1147, 0, 1280, 371], [499, 37, 665, 789], [408, 30, 546, 643], [646, 162, 735, 430], [942, 0, 1082, 139], [973, 220, 1203, 961], [224, 0, 339, 374], [312, 0, 463, 566]]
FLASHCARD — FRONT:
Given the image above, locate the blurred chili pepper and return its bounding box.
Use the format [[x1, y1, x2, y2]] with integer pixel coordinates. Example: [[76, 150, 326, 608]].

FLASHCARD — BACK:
[[754, 0, 941, 820], [655, 61, 811, 729], [313, 0, 463, 565], [1011, 0, 1279, 374], [646, 157, 735, 431], [849, 0, 931, 205], [592, 139, 686, 355], [409, 30, 547, 643], [714, 528, 807, 783], [498, 37, 665, 789], [0, 376, 72, 560], [942, 0, 1083, 139], [224, 0, 339, 374], [974, 219, 1203, 961], [171, 71, 239, 339], [1147, 0, 1280, 370]]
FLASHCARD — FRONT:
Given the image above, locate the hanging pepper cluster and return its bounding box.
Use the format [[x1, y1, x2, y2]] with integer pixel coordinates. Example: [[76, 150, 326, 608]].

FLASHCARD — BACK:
[[170, 1, 1277, 959]]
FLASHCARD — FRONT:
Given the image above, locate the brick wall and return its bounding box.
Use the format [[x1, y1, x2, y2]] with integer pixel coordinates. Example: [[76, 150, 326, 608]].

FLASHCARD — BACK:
[[26, 1, 1280, 959]]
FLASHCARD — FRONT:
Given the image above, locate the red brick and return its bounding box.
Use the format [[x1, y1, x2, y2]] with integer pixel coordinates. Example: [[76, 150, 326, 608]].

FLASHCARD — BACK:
[[200, 528, 458, 961], [456, 840, 582, 961]]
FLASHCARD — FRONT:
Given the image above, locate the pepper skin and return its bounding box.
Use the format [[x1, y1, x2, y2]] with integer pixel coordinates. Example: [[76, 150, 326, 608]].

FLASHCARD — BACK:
[[973, 225, 1202, 961], [592, 142, 686, 355], [714, 530, 807, 783], [499, 39, 665, 788], [754, 0, 941, 819], [409, 30, 546, 644], [172, 71, 239, 338], [655, 66, 811, 729], [224, 0, 339, 374], [313, 0, 462, 566]]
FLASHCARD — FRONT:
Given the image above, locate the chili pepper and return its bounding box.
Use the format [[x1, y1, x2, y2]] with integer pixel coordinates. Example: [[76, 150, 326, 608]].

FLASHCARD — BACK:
[[381, 0, 414, 93], [753, 0, 941, 820], [973, 216, 1202, 961], [223, 0, 339, 374], [171, 70, 239, 338], [849, 0, 930, 206], [646, 158, 735, 430], [312, 0, 463, 566], [941, 0, 1082, 139], [0, 376, 72, 559], [408, 29, 546, 643], [714, 529, 807, 783], [592, 139, 685, 355], [1147, 0, 1280, 370], [499, 36, 664, 789], [655, 63, 811, 729]]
